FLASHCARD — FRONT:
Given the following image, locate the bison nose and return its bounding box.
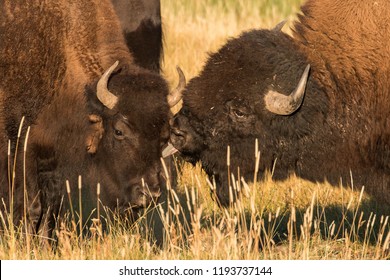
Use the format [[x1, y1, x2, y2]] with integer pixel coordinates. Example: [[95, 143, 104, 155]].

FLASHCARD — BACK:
[[170, 126, 187, 148], [131, 184, 161, 208]]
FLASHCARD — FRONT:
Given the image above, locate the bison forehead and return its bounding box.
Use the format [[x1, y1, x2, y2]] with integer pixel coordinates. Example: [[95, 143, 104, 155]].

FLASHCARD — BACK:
[[108, 72, 169, 113], [115, 107, 169, 142], [108, 71, 169, 98]]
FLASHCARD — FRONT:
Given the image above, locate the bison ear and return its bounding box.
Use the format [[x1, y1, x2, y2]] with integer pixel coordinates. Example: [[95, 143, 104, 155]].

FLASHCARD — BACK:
[[86, 114, 104, 154]]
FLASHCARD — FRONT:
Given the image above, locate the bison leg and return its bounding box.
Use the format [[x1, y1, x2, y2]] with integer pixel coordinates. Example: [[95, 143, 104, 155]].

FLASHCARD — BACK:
[[26, 191, 43, 234]]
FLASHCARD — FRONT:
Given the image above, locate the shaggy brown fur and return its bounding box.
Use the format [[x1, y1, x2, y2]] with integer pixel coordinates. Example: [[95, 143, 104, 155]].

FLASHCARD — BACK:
[[294, 0, 390, 116], [0, 0, 170, 235], [293, 0, 390, 196], [170, 0, 390, 205]]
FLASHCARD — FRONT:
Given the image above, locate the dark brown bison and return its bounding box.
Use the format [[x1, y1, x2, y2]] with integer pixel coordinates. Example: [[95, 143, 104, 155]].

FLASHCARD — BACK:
[[0, 0, 182, 235], [167, 0, 390, 206], [112, 0, 163, 72]]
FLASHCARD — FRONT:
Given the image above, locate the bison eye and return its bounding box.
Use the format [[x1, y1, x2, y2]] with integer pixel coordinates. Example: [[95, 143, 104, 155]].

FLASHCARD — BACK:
[[233, 109, 246, 118], [226, 100, 251, 121], [114, 129, 124, 138]]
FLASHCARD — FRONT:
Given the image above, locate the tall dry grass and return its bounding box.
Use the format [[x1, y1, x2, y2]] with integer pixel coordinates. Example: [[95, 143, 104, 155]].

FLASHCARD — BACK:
[[161, 0, 302, 85], [0, 0, 389, 260]]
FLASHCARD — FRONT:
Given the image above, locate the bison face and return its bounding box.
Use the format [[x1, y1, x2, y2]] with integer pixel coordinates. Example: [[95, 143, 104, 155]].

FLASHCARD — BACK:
[[167, 30, 316, 206], [94, 112, 165, 211], [84, 62, 171, 214], [170, 107, 206, 165], [170, 89, 265, 206]]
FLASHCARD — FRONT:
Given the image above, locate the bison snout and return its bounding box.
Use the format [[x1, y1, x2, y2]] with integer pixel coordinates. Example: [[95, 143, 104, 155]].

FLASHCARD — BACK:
[[171, 126, 187, 147], [130, 184, 161, 208], [168, 114, 205, 164], [170, 115, 190, 150]]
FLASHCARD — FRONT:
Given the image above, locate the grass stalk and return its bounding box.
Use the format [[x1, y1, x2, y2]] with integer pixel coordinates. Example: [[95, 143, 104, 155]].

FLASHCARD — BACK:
[[23, 126, 31, 258], [78, 175, 83, 244]]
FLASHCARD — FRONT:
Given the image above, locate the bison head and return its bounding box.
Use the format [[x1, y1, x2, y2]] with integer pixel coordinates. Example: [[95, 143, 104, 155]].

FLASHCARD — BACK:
[[81, 61, 182, 216], [167, 29, 327, 206]]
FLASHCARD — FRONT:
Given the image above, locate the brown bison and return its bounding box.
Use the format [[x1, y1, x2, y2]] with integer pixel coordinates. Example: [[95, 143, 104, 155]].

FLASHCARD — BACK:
[[167, 0, 390, 206], [0, 0, 182, 234], [112, 0, 163, 72]]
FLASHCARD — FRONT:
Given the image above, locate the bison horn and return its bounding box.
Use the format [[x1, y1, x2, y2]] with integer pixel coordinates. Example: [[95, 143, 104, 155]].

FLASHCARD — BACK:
[[168, 66, 186, 108], [264, 64, 311, 115], [97, 61, 119, 110], [272, 19, 287, 32]]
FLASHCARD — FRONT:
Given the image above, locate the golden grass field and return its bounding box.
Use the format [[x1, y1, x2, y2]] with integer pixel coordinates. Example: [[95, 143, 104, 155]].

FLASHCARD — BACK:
[[0, 0, 389, 260]]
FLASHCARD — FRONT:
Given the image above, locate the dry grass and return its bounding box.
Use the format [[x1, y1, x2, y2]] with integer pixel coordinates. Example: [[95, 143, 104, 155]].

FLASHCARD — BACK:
[[1, 161, 389, 260], [0, 0, 389, 260], [161, 0, 303, 87]]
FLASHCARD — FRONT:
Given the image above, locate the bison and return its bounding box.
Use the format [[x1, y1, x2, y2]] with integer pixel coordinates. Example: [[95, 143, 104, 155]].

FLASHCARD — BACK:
[[166, 0, 390, 206], [112, 0, 163, 72], [0, 0, 182, 235]]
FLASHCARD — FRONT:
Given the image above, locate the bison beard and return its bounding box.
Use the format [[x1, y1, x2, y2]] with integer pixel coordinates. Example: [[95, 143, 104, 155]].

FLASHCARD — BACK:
[[168, 0, 390, 206], [0, 0, 181, 236]]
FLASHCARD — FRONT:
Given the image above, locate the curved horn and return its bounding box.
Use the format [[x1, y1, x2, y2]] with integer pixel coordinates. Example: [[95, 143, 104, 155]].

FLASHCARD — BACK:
[[97, 61, 119, 110], [168, 66, 186, 108], [272, 19, 287, 32], [264, 64, 311, 115]]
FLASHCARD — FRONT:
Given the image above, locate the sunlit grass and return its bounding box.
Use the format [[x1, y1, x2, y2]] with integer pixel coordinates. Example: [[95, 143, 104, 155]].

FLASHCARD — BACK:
[[161, 0, 303, 87], [2, 158, 389, 260], [1, 156, 389, 259]]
